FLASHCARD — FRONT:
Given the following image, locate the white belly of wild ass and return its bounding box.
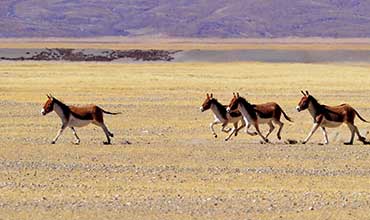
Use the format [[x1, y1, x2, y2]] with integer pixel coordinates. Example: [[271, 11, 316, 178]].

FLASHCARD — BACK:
[[257, 116, 272, 124], [321, 119, 343, 128], [68, 115, 92, 127]]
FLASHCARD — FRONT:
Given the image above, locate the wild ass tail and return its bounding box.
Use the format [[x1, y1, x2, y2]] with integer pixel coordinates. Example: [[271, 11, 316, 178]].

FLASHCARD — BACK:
[[280, 106, 293, 122], [102, 109, 122, 115], [354, 110, 370, 123]]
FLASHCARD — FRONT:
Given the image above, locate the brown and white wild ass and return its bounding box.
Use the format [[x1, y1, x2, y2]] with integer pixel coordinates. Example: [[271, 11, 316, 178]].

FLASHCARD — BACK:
[[200, 93, 251, 141], [41, 94, 120, 145], [296, 91, 369, 145], [227, 93, 293, 143]]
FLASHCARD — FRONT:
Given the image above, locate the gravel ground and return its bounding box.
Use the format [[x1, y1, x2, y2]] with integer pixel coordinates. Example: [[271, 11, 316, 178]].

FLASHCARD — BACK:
[[1, 61, 370, 219]]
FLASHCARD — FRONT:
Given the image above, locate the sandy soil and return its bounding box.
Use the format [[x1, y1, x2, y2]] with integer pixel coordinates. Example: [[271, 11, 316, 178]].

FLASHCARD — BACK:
[[1, 61, 370, 219]]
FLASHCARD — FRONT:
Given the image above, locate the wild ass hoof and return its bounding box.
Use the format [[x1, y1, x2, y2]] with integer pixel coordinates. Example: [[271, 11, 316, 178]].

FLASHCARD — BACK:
[[359, 137, 370, 144], [73, 141, 80, 145], [301, 140, 307, 144], [344, 142, 353, 145], [109, 132, 114, 137], [103, 141, 111, 145], [51, 141, 56, 144], [277, 135, 281, 140], [213, 134, 218, 138]]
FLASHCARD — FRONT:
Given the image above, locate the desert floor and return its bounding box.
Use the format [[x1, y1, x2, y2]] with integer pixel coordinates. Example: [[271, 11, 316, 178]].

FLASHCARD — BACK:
[[1, 53, 370, 219]]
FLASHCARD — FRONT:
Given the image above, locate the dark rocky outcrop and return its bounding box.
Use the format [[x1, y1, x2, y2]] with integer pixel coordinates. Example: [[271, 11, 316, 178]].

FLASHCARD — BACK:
[[0, 48, 179, 62]]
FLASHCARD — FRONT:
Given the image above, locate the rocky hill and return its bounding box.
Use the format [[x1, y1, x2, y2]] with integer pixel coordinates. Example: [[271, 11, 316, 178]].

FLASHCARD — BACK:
[[1, 0, 370, 38]]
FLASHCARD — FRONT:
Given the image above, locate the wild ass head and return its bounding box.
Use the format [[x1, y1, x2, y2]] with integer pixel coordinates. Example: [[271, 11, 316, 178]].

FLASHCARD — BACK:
[[226, 92, 242, 113], [296, 90, 312, 112], [200, 93, 215, 112], [41, 94, 55, 115]]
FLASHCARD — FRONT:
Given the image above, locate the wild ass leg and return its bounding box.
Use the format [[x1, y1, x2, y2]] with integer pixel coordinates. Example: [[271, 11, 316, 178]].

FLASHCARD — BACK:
[[321, 127, 329, 145], [302, 123, 320, 144], [210, 120, 221, 138], [235, 120, 246, 136], [253, 122, 268, 143], [345, 123, 366, 144], [94, 122, 113, 144], [344, 123, 355, 145], [274, 120, 284, 140], [353, 125, 367, 143], [71, 127, 80, 145], [51, 124, 67, 144], [102, 124, 112, 144], [245, 124, 258, 136], [265, 121, 275, 139], [221, 122, 232, 133], [225, 122, 238, 141]]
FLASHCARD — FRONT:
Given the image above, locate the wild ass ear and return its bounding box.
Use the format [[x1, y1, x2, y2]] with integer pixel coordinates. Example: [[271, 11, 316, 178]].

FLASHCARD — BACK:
[[233, 92, 236, 97], [206, 93, 209, 98], [236, 92, 240, 98], [210, 93, 213, 98], [47, 94, 54, 99], [305, 91, 310, 96], [301, 90, 306, 96]]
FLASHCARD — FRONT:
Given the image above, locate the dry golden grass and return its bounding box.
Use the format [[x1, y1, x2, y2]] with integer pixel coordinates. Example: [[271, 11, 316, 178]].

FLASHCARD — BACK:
[[1, 60, 370, 219]]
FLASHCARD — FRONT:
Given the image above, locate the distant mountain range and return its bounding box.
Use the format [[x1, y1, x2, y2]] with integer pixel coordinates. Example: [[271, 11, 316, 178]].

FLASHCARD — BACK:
[[1, 0, 370, 38]]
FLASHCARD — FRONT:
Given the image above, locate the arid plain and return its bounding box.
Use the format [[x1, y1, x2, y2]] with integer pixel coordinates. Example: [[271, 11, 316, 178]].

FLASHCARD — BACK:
[[1, 41, 370, 219]]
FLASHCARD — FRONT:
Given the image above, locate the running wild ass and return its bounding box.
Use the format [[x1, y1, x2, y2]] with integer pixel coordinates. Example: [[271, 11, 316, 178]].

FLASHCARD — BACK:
[[296, 91, 369, 145], [41, 94, 120, 145], [200, 93, 250, 141], [227, 93, 293, 143]]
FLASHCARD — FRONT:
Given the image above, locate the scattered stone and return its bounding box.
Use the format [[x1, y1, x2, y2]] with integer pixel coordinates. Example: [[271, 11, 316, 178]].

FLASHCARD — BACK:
[[122, 140, 132, 145], [285, 139, 298, 144]]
